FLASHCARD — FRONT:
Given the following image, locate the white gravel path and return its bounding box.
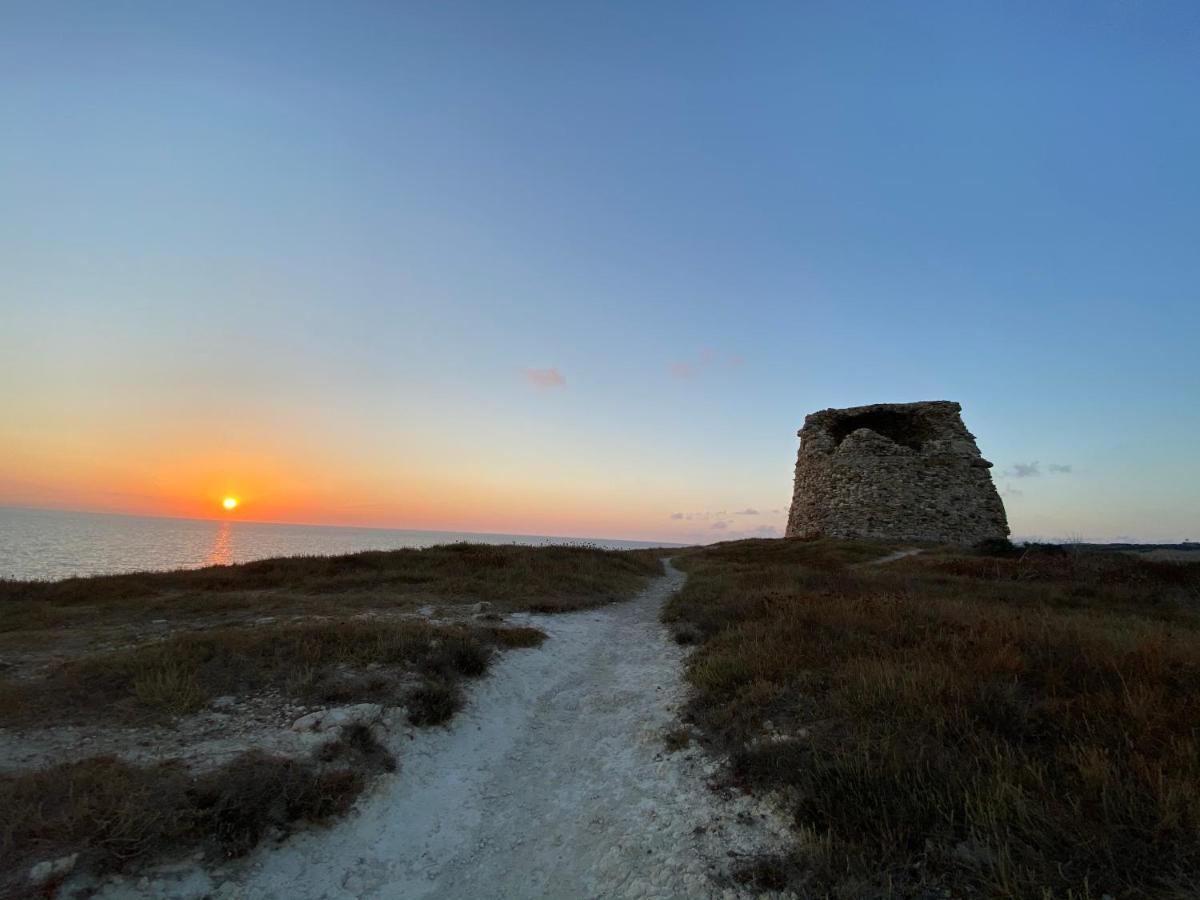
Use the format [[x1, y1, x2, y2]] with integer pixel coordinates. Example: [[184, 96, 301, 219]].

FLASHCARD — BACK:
[[84, 561, 796, 900]]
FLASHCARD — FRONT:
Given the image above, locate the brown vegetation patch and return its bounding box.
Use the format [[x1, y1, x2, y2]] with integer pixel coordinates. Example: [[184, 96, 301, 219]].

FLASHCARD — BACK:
[[0, 543, 664, 633], [0, 727, 395, 898], [0, 620, 544, 728], [666, 538, 1200, 898]]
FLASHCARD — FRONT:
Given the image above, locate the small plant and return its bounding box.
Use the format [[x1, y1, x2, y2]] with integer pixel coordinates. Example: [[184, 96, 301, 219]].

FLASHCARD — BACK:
[[314, 723, 397, 774], [731, 855, 794, 891], [130, 662, 206, 715], [405, 679, 461, 726], [671, 622, 703, 645], [662, 726, 692, 752], [972, 537, 1019, 558]]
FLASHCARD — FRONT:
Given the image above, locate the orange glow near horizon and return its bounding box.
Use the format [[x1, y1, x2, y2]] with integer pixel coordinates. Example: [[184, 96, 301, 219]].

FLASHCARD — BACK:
[[0, 426, 730, 543]]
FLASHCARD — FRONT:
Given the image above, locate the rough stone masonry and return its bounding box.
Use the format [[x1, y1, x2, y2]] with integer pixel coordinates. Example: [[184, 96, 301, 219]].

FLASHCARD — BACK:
[[786, 400, 1009, 545]]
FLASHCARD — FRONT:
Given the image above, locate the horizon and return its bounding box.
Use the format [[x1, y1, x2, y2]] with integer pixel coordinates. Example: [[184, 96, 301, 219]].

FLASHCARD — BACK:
[[2, 504, 1189, 549], [0, 503, 683, 547], [3, 3, 1199, 544]]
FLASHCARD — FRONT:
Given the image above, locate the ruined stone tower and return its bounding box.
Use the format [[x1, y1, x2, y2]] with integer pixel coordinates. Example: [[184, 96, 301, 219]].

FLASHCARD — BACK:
[[786, 401, 1009, 545]]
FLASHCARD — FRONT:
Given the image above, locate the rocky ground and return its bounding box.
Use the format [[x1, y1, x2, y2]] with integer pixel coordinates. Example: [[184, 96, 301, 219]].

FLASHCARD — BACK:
[[55, 562, 797, 899], [0, 605, 493, 777]]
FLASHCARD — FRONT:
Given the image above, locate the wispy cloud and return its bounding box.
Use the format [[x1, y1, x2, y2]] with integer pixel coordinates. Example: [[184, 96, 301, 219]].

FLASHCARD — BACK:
[[671, 506, 785, 522], [668, 348, 742, 379], [670, 510, 725, 521], [1001, 487, 1024, 498], [524, 367, 565, 389], [1005, 460, 1073, 479], [711, 521, 728, 530]]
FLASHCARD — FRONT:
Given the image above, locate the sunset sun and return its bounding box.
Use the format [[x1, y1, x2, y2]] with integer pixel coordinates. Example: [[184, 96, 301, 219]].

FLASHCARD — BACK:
[[222, 497, 239, 511]]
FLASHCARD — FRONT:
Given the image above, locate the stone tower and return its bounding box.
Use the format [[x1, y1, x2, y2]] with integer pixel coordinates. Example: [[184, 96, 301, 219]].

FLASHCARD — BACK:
[[786, 401, 1009, 545]]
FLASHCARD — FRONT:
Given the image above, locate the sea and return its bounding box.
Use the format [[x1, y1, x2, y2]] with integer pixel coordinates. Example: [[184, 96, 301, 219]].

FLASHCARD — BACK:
[[0, 507, 677, 582]]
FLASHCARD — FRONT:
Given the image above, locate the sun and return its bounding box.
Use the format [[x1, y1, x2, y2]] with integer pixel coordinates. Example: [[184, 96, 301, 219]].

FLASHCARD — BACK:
[[222, 497, 239, 511]]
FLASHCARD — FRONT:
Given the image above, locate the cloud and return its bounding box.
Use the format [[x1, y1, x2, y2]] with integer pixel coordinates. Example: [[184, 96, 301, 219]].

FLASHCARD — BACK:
[[524, 367, 564, 389], [1001, 488, 1024, 498], [672, 506, 787, 523], [711, 521, 728, 530], [668, 348, 742, 379], [1004, 461, 1073, 479]]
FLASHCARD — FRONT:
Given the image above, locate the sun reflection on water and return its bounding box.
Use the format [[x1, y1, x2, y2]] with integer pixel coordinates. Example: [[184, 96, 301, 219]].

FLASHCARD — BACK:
[[206, 520, 234, 567]]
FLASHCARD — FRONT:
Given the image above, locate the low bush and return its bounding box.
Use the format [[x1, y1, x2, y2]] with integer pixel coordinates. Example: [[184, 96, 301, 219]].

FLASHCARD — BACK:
[[0, 729, 395, 897], [404, 680, 462, 726]]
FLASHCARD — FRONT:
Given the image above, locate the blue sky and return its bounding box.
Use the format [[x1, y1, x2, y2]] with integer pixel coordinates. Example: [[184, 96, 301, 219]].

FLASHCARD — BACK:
[[2, 1, 1198, 542]]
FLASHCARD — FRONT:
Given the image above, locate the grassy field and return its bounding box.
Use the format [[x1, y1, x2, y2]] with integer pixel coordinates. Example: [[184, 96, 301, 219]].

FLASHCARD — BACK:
[[0, 542, 666, 633], [665, 538, 1200, 898], [0, 543, 664, 895]]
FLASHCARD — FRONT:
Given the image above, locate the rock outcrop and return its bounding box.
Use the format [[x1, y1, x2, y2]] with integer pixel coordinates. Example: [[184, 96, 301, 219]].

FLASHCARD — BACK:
[[786, 401, 1009, 545]]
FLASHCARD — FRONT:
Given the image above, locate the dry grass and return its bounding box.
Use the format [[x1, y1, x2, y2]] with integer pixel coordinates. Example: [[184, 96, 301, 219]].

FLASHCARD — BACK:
[[0, 543, 665, 634], [0, 543, 664, 894], [0, 619, 545, 727], [0, 725, 394, 898], [666, 538, 1200, 898], [0, 541, 656, 723]]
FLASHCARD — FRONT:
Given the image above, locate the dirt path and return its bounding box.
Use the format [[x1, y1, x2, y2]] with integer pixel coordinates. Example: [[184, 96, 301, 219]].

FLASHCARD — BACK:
[[92, 562, 793, 900]]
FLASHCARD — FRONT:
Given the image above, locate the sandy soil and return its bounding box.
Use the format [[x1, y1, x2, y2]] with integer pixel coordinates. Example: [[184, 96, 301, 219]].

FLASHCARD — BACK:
[[71, 562, 796, 900]]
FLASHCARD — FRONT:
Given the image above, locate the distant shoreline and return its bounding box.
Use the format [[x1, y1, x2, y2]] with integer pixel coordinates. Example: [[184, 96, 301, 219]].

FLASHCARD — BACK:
[[0, 506, 683, 583]]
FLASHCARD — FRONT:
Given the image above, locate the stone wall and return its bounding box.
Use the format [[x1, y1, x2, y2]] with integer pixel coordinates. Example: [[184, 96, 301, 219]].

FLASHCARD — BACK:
[[785, 401, 1009, 545]]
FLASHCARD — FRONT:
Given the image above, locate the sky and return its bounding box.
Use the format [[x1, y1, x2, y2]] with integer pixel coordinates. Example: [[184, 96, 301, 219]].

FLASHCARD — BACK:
[[2, 1, 1198, 544]]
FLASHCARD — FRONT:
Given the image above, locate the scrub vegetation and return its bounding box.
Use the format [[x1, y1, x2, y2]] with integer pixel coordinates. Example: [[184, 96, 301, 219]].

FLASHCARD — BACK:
[[666, 537, 1200, 898], [0, 619, 545, 728], [0, 542, 666, 632], [0, 543, 663, 895], [0, 727, 395, 899]]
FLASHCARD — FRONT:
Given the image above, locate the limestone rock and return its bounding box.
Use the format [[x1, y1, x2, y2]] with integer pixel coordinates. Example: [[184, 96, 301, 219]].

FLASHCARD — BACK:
[[29, 853, 78, 884], [292, 703, 384, 733], [786, 400, 1009, 545]]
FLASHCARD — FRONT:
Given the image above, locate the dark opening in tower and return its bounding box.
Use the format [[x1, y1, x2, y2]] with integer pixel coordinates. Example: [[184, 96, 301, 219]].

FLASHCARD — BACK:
[[827, 409, 933, 451]]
